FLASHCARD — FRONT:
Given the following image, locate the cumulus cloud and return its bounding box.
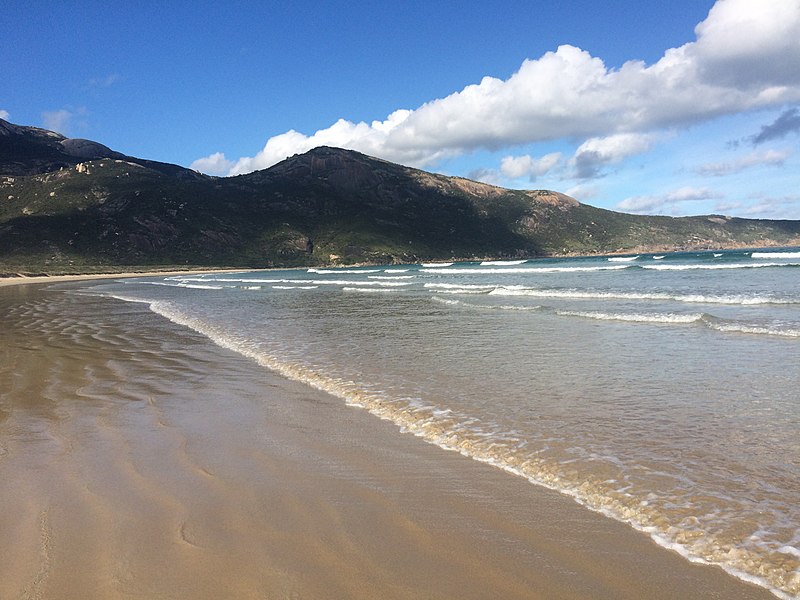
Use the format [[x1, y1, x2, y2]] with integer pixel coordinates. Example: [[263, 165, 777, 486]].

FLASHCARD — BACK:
[[696, 149, 790, 176], [500, 152, 562, 180], [0, 109, 9, 120], [192, 0, 800, 176], [189, 152, 235, 176], [224, 110, 429, 176], [572, 133, 655, 179], [616, 186, 722, 214], [750, 107, 800, 144], [692, 0, 800, 88]]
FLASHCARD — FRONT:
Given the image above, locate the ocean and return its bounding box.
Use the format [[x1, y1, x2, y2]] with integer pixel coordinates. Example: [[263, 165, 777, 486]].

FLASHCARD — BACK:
[[83, 248, 800, 598]]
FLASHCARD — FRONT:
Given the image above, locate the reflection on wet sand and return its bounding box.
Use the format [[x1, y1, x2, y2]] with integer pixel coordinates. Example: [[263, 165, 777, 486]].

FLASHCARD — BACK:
[[0, 283, 775, 599]]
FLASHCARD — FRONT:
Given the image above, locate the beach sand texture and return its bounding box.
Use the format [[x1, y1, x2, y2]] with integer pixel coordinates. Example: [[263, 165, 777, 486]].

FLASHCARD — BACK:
[[0, 282, 776, 599]]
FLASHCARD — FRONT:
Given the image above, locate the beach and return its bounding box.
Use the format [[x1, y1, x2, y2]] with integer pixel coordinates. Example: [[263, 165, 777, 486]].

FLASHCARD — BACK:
[[0, 276, 781, 599]]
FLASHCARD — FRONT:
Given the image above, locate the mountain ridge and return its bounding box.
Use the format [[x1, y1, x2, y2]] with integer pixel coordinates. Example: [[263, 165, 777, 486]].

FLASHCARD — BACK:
[[1, 118, 799, 274]]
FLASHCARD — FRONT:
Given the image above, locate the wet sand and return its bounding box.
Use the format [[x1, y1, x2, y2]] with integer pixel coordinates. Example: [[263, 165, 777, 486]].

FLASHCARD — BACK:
[[0, 281, 777, 599]]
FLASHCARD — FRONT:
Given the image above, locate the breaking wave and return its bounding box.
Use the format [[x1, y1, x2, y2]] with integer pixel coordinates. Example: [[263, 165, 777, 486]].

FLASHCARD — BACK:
[[752, 251, 800, 259]]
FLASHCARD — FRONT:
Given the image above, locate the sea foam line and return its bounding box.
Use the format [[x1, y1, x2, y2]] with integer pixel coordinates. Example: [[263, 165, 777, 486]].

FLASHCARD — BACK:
[[421, 265, 630, 274], [425, 283, 795, 305], [343, 287, 400, 293], [608, 255, 639, 262], [308, 268, 382, 274], [175, 277, 413, 287], [642, 262, 800, 271], [431, 296, 542, 311], [480, 259, 528, 266], [752, 251, 800, 259], [484, 286, 795, 306], [557, 310, 705, 324], [100, 290, 797, 599], [432, 297, 800, 338], [557, 310, 800, 338]]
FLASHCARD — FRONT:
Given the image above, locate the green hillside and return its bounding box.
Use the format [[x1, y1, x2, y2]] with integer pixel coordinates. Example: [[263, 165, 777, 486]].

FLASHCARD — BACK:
[[1, 118, 798, 274]]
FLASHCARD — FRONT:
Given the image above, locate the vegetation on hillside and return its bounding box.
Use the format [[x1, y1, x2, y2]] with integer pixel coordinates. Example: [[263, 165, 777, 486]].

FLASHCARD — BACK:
[[1, 118, 798, 274]]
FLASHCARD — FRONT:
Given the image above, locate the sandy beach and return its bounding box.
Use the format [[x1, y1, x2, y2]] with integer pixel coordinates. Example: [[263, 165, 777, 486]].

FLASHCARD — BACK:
[[0, 278, 778, 599]]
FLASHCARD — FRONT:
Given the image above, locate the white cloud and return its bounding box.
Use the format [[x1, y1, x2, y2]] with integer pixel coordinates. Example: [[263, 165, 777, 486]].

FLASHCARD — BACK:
[[713, 201, 743, 213], [572, 133, 655, 178], [195, 0, 800, 176], [0, 109, 9, 120], [500, 152, 562, 180], [692, 0, 800, 88], [696, 149, 791, 176], [223, 110, 431, 176], [616, 186, 723, 214], [735, 195, 800, 219], [42, 109, 74, 135], [466, 168, 504, 186], [565, 182, 602, 202], [190, 152, 235, 176]]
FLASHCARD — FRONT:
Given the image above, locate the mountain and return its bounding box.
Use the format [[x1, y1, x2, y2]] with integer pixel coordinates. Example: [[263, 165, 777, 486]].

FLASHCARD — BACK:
[[1, 118, 799, 274]]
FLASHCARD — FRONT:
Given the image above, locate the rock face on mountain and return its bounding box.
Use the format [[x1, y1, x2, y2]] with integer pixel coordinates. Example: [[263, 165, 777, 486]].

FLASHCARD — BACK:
[[0, 118, 204, 180], [1, 118, 798, 273]]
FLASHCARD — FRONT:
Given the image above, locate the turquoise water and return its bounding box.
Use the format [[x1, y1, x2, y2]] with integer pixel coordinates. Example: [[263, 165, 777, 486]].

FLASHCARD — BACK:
[[85, 249, 800, 598]]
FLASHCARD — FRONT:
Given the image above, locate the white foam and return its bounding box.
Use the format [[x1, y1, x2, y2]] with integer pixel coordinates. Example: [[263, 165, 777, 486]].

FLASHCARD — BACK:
[[368, 275, 416, 280], [177, 283, 226, 290], [608, 255, 639, 262], [706, 321, 800, 338], [304, 279, 413, 287], [98, 289, 798, 599], [170, 276, 292, 284], [643, 262, 800, 271], [136, 281, 184, 287], [272, 285, 319, 290], [653, 255, 665, 260], [480, 259, 528, 266], [384, 269, 409, 272], [485, 286, 792, 305], [557, 310, 704, 324], [425, 283, 495, 290], [343, 287, 400, 293], [342, 287, 400, 294], [421, 262, 454, 267], [308, 268, 382, 274], [777, 545, 800, 558], [752, 251, 800, 259], [432, 296, 541, 311], [420, 265, 630, 274], [556, 309, 800, 337]]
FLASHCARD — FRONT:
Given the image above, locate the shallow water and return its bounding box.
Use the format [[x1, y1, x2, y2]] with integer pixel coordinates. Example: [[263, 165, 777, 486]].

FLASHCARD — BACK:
[[85, 249, 800, 598]]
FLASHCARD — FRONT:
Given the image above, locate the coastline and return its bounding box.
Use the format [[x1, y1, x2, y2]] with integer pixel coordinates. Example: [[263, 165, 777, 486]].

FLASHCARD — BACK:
[[0, 279, 781, 598], [2, 241, 798, 289]]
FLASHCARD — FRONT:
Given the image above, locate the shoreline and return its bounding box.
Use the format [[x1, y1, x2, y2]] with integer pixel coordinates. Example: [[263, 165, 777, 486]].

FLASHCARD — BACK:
[[3, 242, 799, 289], [0, 279, 782, 598], [0, 268, 250, 288]]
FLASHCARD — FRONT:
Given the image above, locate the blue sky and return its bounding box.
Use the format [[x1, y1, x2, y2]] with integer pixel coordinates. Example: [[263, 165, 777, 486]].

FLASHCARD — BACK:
[[3, 0, 800, 219]]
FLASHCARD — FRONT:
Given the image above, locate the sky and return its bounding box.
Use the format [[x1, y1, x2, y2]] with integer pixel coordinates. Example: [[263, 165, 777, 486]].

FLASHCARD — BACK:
[[3, 0, 800, 219]]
